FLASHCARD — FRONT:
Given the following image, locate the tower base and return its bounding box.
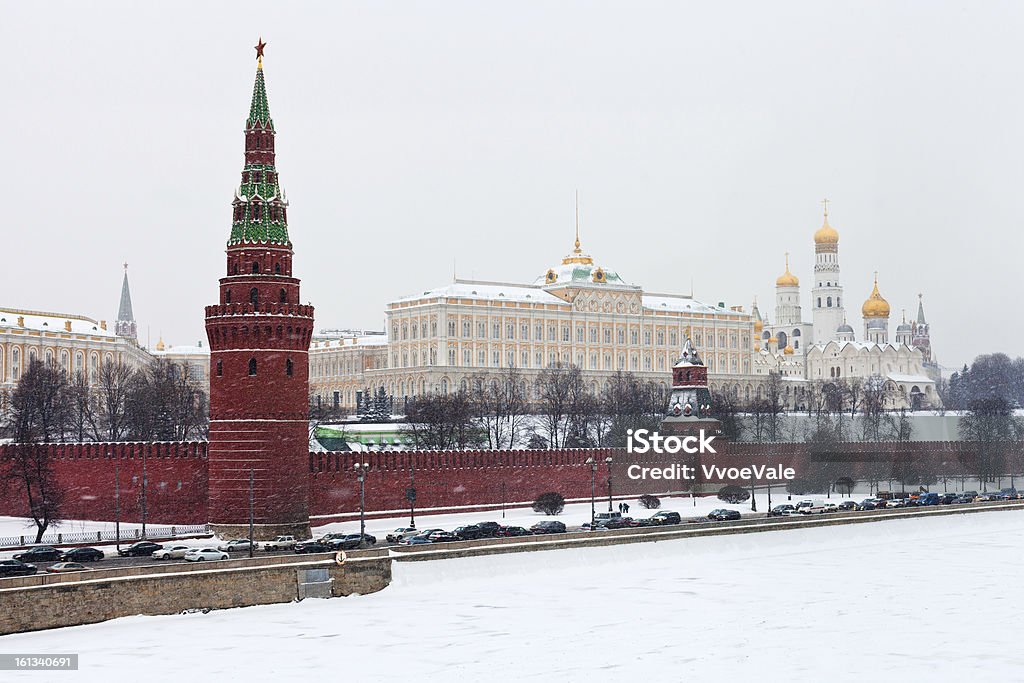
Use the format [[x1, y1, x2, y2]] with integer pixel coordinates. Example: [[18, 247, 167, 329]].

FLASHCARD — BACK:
[[209, 521, 312, 542]]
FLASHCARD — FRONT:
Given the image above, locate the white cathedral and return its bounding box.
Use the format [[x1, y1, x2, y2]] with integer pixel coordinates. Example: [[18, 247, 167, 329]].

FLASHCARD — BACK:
[[752, 204, 940, 410]]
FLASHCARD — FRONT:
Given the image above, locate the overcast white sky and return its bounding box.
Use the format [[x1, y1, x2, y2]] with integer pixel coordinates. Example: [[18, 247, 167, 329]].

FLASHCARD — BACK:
[[3, 1, 1022, 371]]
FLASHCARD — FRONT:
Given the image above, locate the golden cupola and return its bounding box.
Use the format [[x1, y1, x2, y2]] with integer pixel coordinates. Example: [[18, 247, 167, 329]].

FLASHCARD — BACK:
[[783, 344, 795, 355], [814, 203, 839, 245], [775, 253, 799, 287], [862, 273, 891, 318]]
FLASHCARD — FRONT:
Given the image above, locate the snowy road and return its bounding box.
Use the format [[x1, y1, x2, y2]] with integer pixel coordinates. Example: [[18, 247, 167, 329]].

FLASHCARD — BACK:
[[3, 509, 1023, 680]]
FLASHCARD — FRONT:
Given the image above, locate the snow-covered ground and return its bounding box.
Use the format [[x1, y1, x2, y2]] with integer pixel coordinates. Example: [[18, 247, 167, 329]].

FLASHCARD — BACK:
[[4, 509, 1024, 679], [0, 517, 146, 538]]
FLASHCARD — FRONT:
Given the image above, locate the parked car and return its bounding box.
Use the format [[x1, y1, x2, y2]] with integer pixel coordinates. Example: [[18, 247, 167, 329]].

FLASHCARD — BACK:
[[453, 525, 486, 541], [218, 539, 255, 552], [600, 517, 634, 529], [530, 521, 567, 534], [337, 534, 377, 550], [953, 495, 974, 504], [707, 509, 742, 521], [768, 504, 796, 517], [117, 541, 163, 557], [426, 531, 459, 543], [386, 527, 420, 543], [406, 529, 444, 543], [400, 536, 434, 546], [650, 511, 682, 525], [475, 522, 503, 537], [855, 499, 880, 511], [822, 502, 839, 513], [13, 546, 62, 563], [0, 560, 38, 577], [184, 548, 229, 562], [593, 512, 622, 525], [917, 492, 941, 506], [294, 539, 334, 554], [152, 545, 193, 560], [495, 526, 531, 537], [886, 498, 910, 508], [939, 493, 958, 505], [46, 562, 88, 573], [837, 501, 857, 511], [261, 536, 298, 552], [59, 547, 104, 562], [795, 501, 826, 514], [963, 491, 979, 500]]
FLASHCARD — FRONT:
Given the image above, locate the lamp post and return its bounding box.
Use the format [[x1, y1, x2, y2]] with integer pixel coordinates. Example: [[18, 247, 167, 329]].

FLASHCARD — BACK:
[[605, 456, 613, 512], [354, 462, 369, 548], [141, 447, 148, 539], [501, 481, 507, 519], [406, 460, 416, 529], [586, 457, 597, 528], [114, 455, 120, 552], [248, 468, 255, 559]]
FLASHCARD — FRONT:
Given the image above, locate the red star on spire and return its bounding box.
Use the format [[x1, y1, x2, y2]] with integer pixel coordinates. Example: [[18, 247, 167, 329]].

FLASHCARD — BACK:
[[255, 37, 267, 61]]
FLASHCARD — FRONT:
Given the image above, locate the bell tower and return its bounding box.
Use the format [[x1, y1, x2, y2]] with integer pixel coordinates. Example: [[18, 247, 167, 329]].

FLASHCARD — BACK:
[[204, 40, 315, 539]]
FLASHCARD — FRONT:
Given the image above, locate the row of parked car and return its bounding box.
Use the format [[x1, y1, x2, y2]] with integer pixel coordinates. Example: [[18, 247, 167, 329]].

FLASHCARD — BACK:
[[375, 519, 572, 547], [766, 488, 1022, 517]]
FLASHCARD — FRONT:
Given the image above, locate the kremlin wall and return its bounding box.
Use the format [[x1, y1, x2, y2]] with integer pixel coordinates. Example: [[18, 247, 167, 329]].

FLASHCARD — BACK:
[[0, 439, 985, 527]]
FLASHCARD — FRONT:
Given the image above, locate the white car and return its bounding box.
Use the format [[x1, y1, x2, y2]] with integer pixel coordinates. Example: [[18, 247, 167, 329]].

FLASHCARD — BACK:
[[152, 544, 193, 560], [184, 548, 229, 562], [822, 502, 839, 513], [218, 539, 254, 552], [385, 528, 420, 543]]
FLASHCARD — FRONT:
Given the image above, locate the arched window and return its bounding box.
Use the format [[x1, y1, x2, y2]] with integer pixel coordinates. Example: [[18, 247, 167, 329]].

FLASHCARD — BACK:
[[252, 261, 260, 274], [279, 288, 287, 304], [232, 263, 239, 274], [249, 288, 258, 305], [817, 297, 822, 307], [216, 360, 223, 377], [827, 296, 832, 307], [225, 290, 232, 304], [286, 358, 293, 376], [275, 263, 281, 274], [248, 358, 257, 376]]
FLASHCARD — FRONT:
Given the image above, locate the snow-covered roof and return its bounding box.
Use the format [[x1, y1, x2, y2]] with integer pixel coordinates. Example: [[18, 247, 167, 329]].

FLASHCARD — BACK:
[[886, 373, 934, 385], [809, 340, 912, 354], [642, 295, 730, 315], [394, 280, 564, 305], [0, 308, 115, 337], [311, 334, 389, 350], [152, 345, 209, 356]]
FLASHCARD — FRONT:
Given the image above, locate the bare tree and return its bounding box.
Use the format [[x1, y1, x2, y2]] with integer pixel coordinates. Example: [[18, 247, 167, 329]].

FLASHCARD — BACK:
[[67, 370, 99, 442], [127, 359, 208, 441], [406, 390, 479, 450], [959, 396, 1020, 492], [472, 366, 528, 449], [96, 360, 135, 441], [4, 360, 66, 541]]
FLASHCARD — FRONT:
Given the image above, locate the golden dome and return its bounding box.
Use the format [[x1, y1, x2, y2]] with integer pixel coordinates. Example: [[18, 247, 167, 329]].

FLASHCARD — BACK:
[[768, 335, 778, 345], [783, 345, 794, 355], [775, 253, 799, 287], [814, 218, 839, 245], [155, 336, 166, 352], [753, 318, 764, 334], [753, 343, 761, 352], [862, 273, 891, 318]]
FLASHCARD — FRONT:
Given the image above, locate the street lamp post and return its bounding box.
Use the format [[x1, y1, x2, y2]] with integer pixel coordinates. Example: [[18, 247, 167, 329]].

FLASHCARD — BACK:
[[354, 462, 369, 548], [605, 456, 613, 512], [114, 455, 120, 552], [586, 457, 597, 528], [248, 468, 255, 559], [406, 461, 416, 530], [141, 447, 148, 539]]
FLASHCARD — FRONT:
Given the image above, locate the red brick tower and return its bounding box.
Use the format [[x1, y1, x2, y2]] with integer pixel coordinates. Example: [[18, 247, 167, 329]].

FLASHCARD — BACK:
[[204, 41, 314, 539]]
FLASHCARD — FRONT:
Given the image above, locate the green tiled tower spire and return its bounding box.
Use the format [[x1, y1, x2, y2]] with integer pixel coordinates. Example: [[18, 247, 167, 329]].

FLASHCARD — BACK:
[[228, 39, 290, 246]]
